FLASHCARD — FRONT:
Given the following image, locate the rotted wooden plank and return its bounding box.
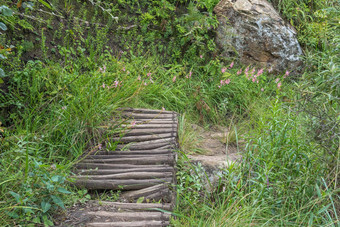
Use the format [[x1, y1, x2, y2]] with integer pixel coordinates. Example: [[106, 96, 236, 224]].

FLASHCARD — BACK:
[[74, 167, 174, 175], [75, 172, 173, 180]]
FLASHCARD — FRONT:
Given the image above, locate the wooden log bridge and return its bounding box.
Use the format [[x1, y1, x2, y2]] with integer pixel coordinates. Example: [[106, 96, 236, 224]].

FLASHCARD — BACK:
[[67, 108, 179, 227]]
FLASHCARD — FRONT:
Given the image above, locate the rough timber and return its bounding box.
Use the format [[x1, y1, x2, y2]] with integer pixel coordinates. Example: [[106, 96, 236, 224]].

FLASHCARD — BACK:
[[65, 108, 178, 227]]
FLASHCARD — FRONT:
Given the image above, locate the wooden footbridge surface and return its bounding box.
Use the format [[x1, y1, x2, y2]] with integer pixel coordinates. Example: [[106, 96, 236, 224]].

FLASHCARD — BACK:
[[64, 108, 179, 227]]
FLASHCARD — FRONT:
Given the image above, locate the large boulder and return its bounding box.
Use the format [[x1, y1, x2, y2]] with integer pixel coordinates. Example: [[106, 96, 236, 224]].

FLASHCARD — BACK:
[[214, 0, 303, 73]]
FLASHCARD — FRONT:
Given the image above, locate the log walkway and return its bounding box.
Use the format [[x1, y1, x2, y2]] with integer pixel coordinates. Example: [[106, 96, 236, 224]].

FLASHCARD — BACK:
[[65, 108, 178, 227]]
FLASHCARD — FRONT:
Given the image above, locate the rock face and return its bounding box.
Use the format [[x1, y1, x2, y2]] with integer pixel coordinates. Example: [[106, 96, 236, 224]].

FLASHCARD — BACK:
[[214, 0, 303, 73]]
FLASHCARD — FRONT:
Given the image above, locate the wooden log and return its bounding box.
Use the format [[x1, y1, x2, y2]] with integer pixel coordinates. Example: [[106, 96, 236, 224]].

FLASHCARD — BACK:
[[87, 220, 170, 227], [86, 211, 170, 221], [87, 149, 173, 156], [75, 172, 173, 180], [115, 138, 176, 150], [74, 167, 174, 175], [75, 163, 171, 170], [112, 134, 175, 143], [72, 178, 172, 190], [93, 201, 173, 211], [122, 128, 176, 136], [83, 154, 173, 159], [121, 124, 177, 129], [122, 184, 169, 199], [120, 107, 175, 115], [81, 156, 174, 165], [128, 120, 175, 124], [145, 188, 170, 202], [122, 113, 175, 119]]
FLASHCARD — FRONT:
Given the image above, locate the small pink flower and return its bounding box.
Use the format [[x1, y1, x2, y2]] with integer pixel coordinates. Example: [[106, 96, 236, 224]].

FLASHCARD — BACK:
[[122, 67, 126, 72], [200, 55, 203, 59], [103, 65, 106, 72], [62, 106, 67, 110], [245, 67, 249, 73], [137, 75, 141, 80], [127, 71, 130, 74], [225, 79, 231, 84], [252, 77, 256, 83], [150, 78, 154, 84], [172, 76, 176, 82], [113, 81, 119, 88], [277, 82, 282, 88], [251, 68, 256, 74], [257, 80, 259, 83], [237, 69, 242, 75], [147, 72, 152, 77], [285, 70, 290, 76], [131, 121, 136, 126], [218, 85, 221, 88], [261, 88, 264, 92], [275, 78, 280, 83], [221, 67, 227, 73], [220, 80, 225, 85], [229, 61, 234, 69], [102, 83, 106, 88], [257, 68, 264, 76], [268, 67, 273, 73], [144, 82, 147, 86], [98, 144, 102, 150], [188, 71, 192, 78], [162, 107, 165, 111]]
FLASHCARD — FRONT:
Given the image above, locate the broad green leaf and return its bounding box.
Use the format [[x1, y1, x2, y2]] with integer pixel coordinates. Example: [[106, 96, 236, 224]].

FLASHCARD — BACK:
[[9, 191, 21, 203], [0, 6, 13, 16], [57, 187, 71, 194], [51, 175, 59, 182], [51, 195, 65, 209], [136, 197, 145, 203], [38, 0, 53, 10], [0, 78, 4, 84], [0, 22, 7, 31], [41, 201, 51, 213]]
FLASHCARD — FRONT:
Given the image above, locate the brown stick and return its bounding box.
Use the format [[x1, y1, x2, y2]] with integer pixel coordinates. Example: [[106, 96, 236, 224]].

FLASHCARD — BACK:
[[121, 124, 177, 129], [121, 128, 176, 136], [72, 178, 172, 190], [86, 211, 170, 221], [112, 134, 175, 143], [75, 163, 172, 170], [122, 183, 169, 199], [75, 172, 173, 180], [82, 156, 174, 165], [74, 167, 174, 175], [83, 154, 173, 159], [87, 220, 170, 227], [89, 149, 173, 155], [93, 201, 173, 211]]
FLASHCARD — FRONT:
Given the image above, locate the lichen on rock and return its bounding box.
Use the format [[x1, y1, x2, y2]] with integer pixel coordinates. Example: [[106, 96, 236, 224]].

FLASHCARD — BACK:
[[214, 0, 304, 74]]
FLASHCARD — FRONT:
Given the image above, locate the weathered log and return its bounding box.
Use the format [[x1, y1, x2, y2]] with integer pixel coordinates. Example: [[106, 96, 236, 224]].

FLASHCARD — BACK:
[[86, 211, 170, 221], [93, 201, 172, 211], [72, 178, 172, 190], [112, 134, 175, 143], [144, 188, 170, 201], [83, 154, 173, 159], [74, 167, 174, 175], [75, 172, 173, 180], [121, 124, 177, 129], [87, 220, 170, 227], [119, 107, 175, 115], [88, 149, 173, 156], [122, 183, 169, 199], [81, 156, 174, 165], [75, 163, 171, 170], [121, 128, 176, 136], [128, 120, 175, 124]]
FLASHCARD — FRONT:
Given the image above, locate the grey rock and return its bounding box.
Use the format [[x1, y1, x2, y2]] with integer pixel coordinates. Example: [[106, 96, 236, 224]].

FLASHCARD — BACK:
[[214, 0, 303, 73]]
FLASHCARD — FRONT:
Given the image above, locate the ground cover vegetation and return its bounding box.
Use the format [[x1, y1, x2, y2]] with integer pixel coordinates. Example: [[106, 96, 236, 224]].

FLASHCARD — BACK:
[[0, 0, 339, 226]]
